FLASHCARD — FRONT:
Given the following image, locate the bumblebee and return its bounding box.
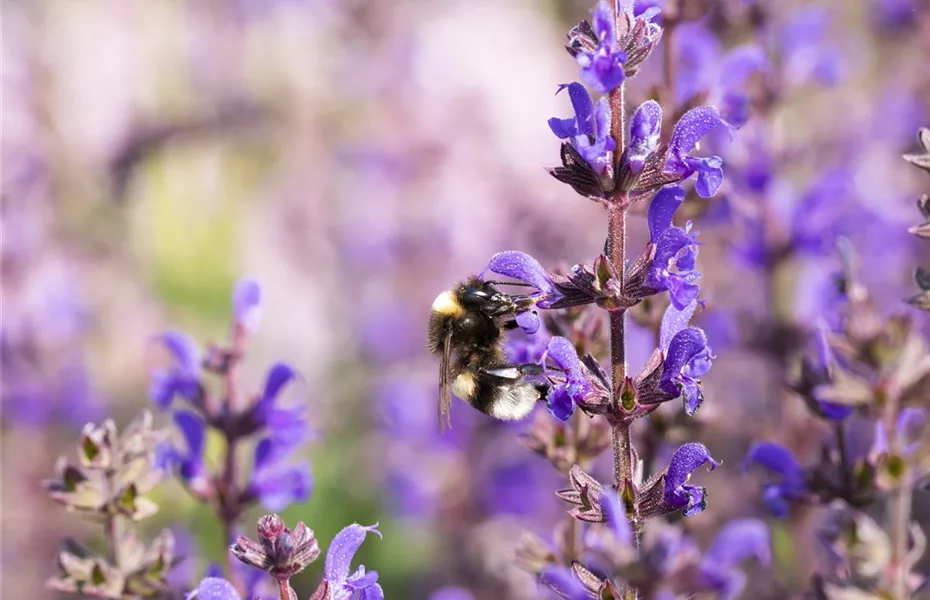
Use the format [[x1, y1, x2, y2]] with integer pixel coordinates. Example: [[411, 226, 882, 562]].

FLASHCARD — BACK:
[[428, 276, 546, 431]]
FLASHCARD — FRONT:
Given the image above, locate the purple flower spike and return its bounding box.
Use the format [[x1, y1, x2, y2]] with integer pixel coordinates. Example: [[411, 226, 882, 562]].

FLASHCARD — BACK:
[[544, 336, 593, 421], [485, 251, 556, 297], [149, 330, 203, 409], [600, 491, 633, 545], [665, 107, 729, 197], [627, 100, 662, 172], [576, 1, 628, 93], [743, 442, 808, 517], [660, 328, 713, 415], [647, 185, 686, 243], [232, 277, 262, 333], [663, 442, 721, 516], [188, 577, 240, 600], [540, 566, 590, 600], [699, 519, 771, 600], [324, 523, 384, 600]]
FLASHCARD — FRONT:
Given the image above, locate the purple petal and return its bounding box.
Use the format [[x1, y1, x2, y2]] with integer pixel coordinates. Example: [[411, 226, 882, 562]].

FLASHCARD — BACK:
[[667, 277, 702, 311], [664, 442, 720, 497], [593, 98, 614, 148], [174, 410, 206, 458], [659, 299, 698, 354], [661, 328, 709, 394], [648, 185, 686, 243], [592, 0, 617, 44], [539, 566, 590, 600], [600, 491, 633, 545], [263, 362, 298, 403], [814, 321, 834, 370], [232, 277, 262, 332], [515, 310, 540, 335], [685, 155, 725, 198], [666, 107, 728, 175], [702, 518, 771, 570], [485, 251, 554, 295], [359, 583, 385, 600], [253, 437, 277, 472], [325, 524, 382, 585], [762, 485, 790, 517], [720, 45, 770, 90], [562, 82, 595, 137], [427, 587, 475, 600], [897, 407, 926, 453], [190, 577, 241, 600], [253, 463, 313, 511], [546, 336, 584, 377], [155, 330, 202, 373], [548, 117, 578, 139], [743, 442, 804, 485], [681, 379, 704, 416], [628, 100, 662, 163], [546, 385, 576, 421]]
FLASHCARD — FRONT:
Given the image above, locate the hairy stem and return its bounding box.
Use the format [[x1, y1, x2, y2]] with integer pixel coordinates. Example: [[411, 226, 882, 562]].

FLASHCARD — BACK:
[[607, 78, 639, 598], [891, 485, 912, 600]]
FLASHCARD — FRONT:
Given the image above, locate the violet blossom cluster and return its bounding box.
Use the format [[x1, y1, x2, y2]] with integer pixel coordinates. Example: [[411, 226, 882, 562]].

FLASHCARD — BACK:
[[432, 1, 773, 597]]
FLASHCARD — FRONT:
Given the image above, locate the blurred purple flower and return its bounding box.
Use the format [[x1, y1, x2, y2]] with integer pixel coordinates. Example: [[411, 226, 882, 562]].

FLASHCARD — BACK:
[[324, 523, 384, 600], [187, 577, 240, 600], [549, 82, 616, 174], [871, 0, 917, 30], [601, 489, 633, 545], [539, 565, 589, 600], [809, 323, 853, 420], [718, 46, 770, 127], [698, 519, 772, 599], [575, 1, 628, 93], [646, 185, 702, 309], [779, 8, 843, 86], [148, 330, 203, 409], [664, 107, 729, 197], [253, 362, 312, 452], [872, 407, 927, 457], [674, 23, 722, 105], [232, 277, 263, 333], [743, 442, 808, 517], [661, 442, 721, 516], [428, 587, 475, 600], [246, 438, 312, 511], [544, 336, 593, 421], [160, 411, 209, 489]]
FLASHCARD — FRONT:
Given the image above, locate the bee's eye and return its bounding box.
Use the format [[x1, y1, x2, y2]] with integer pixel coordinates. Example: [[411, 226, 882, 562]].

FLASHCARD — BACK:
[[460, 288, 494, 306]]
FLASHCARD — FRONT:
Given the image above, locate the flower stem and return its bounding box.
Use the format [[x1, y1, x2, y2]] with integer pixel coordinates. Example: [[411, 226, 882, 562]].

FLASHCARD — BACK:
[[222, 434, 240, 582], [891, 485, 911, 600], [103, 468, 122, 569], [606, 77, 639, 597]]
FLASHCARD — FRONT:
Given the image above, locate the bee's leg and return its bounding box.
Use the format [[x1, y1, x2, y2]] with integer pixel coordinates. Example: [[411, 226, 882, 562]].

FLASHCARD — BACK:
[[478, 363, 545, 380]]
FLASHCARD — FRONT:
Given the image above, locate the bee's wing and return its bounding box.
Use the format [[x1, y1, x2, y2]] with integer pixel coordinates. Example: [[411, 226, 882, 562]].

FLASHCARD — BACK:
[[438, 327, 454, 433]]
